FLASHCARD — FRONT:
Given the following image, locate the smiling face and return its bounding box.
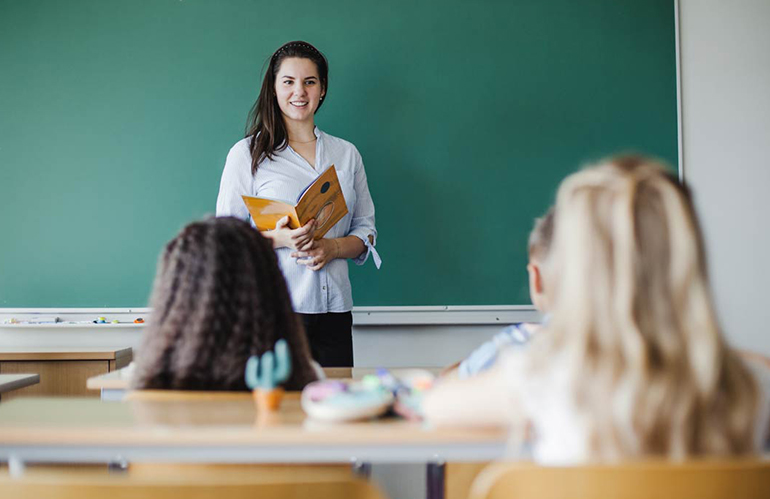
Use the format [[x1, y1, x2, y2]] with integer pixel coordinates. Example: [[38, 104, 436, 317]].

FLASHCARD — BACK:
[[274, 57, 326, 125]]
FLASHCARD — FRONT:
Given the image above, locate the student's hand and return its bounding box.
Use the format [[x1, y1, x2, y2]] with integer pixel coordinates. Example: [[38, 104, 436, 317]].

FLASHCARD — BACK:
[[291, 238, 338, 271], [270, 217, 316, 250]]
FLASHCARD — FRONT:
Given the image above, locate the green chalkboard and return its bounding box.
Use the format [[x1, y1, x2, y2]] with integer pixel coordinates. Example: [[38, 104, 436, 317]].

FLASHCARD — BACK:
[[0, 0, 678, 307]]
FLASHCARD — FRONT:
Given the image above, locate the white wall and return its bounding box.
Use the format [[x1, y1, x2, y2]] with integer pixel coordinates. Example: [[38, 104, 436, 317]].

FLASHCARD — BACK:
[[0, 307, 541, 367], [680, 0, 770, 355]]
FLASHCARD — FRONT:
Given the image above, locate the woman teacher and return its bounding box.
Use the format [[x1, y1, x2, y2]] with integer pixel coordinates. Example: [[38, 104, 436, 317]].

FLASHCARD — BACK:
[[216, 41, 380, 367]]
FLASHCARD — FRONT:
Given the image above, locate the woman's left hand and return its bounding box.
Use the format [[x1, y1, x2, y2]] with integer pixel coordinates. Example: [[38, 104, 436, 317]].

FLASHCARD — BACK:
[[291, 238, 338, 271]]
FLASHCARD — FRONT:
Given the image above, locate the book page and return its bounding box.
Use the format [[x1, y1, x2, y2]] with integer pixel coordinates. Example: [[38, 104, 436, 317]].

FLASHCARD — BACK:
[[295, 165, 348, 239], [241, 196, 300, 231]]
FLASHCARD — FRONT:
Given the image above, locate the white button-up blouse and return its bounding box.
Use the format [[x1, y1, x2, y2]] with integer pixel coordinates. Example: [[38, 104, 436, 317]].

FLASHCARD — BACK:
[[216, 127, 379, 314]]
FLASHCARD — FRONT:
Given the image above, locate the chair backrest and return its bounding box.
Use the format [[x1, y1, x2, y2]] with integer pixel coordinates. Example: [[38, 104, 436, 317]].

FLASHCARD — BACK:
[[469, 460, 770, 499], [0, 470, 386, 499]]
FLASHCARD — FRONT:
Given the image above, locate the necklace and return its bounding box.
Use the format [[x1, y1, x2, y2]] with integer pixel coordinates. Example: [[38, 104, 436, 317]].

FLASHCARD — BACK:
[[288, 137, 317, 144]]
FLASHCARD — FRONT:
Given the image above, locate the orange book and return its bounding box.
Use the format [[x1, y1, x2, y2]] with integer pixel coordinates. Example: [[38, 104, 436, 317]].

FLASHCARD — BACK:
[[241, 165, 348, 240]]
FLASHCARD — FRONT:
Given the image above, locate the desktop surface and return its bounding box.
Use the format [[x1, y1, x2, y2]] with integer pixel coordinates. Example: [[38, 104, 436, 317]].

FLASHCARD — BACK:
[[0, 394, 506, 463]]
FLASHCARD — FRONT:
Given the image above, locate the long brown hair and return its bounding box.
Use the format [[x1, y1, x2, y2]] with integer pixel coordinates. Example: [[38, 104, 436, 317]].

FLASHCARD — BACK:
[[133, 217, 318, 391], [527, 155, 759, 459], [246, 41, 329, 175]]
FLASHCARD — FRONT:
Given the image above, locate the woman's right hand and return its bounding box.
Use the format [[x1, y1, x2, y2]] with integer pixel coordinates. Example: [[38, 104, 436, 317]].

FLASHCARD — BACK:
[[266, 216, 316, 250]]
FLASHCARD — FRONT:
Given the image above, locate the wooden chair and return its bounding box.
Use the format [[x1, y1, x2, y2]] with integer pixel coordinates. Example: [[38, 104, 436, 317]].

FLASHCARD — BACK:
[[446, 462, 491, 499], [469, 460, 770, 499], [0, 468, 386, 499]]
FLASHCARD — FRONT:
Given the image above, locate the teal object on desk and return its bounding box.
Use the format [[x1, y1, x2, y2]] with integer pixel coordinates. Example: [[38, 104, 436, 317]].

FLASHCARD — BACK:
[[0, 0, 678, 307], [245, 339, 291, 390]]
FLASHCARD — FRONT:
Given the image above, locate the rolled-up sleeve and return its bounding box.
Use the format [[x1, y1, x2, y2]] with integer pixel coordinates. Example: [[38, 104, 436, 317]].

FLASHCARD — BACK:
[[215, 142, 253, 221], [346, 150, 378, 266]]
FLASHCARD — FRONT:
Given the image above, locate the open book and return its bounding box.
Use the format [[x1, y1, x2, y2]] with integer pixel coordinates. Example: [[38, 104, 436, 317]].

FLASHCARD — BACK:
[[241, 165, 348, 240]]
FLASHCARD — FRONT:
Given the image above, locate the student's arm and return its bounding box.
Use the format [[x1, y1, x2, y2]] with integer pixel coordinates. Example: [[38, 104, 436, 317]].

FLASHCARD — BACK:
[[422, 361, 518, 428], [448, 323, 539, 380]]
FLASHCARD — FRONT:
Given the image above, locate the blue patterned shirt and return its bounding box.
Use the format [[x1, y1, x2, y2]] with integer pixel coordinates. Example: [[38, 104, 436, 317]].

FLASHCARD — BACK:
[[458, 323, 538, 378]]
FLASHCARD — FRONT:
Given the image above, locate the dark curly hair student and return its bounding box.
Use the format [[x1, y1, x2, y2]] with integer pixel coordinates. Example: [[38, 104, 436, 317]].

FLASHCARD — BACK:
[[132, 216, 319, 391]]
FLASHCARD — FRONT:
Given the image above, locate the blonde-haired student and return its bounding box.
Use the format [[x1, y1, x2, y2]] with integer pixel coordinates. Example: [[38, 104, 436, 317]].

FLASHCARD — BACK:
[[424, 155, 770, 464]]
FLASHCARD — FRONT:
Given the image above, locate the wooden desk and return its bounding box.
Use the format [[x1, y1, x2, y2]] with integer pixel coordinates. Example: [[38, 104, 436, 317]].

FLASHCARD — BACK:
[[0, 394, 506, 463], [86, 367, 132, 401], [87, 366, 443, 401], [0, 348, 132, 401], [0, 374, 40, 400]]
